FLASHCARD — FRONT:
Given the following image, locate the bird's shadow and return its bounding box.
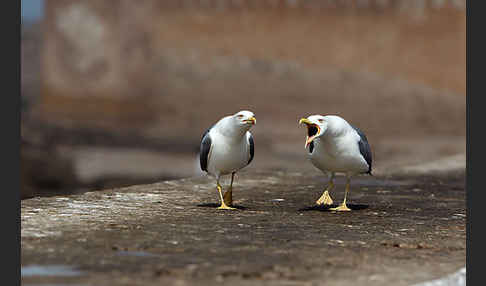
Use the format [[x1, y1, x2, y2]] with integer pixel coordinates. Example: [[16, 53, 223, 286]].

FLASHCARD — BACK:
[[299, 204, 369, 212], [196, 203, 248, 210]]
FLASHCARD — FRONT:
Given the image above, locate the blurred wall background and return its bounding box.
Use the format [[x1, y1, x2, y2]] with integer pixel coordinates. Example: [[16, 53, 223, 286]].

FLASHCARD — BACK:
[[21, 0, 466, 199]]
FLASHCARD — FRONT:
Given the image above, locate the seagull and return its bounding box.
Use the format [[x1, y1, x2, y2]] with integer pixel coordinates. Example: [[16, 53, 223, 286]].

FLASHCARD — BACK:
[[200, 110, 256, 210], [299, 115, 372, 211]]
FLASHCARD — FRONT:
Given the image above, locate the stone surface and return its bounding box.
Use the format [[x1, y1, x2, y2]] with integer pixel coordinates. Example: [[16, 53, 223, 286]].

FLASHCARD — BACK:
[[21, 170, 466, 285], [413, 267, 465, 286]]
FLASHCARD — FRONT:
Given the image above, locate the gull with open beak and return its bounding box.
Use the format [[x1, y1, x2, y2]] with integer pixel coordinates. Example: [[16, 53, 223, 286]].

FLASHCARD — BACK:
[[199, 110, 256, 210], [299, 115, 372, 211]]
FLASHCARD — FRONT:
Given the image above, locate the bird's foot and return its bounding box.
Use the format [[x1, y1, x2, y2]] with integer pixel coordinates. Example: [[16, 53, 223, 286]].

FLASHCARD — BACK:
[[330, 203, 351, 212], [223, 190, 233, 206], [217, 203, 236, 210], [316, 190, 333, 206]]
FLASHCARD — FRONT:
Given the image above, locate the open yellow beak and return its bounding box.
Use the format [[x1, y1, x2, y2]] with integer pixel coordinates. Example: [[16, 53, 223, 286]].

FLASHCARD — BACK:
[[299, 118, 312, 125], [299, 118, 320, 148], [245, 116, 256, 125]]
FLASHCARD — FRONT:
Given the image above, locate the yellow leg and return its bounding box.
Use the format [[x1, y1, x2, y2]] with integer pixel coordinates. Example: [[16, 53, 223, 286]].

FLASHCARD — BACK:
[[316, 173, 335, 206], [330, 176, 352, 212], [316, 182, 334, 206], [223, 172, 234, 206], [217, 181, 236, 210]]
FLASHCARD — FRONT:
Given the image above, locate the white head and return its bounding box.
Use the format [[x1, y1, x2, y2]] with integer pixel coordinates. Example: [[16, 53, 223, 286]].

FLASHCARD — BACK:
[[299, 115, 329, 148], [214, 110, 256, 138], [231, 110, 256, 129], [299, 115, 350, 148]]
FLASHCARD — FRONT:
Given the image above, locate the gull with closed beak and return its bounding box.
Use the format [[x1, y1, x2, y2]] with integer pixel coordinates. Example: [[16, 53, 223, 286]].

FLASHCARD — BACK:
[[200, 110, 256, 210]]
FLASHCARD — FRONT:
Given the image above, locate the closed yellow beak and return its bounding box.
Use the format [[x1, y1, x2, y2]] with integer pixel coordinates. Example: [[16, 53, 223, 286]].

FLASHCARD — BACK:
[[245, 117, 256, 124]]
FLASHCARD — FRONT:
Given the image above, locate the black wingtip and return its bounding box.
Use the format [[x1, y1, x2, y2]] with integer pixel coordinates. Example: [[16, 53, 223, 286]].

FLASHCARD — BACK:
[[363, 169, 373, 176], [367, 167, 373, 175]]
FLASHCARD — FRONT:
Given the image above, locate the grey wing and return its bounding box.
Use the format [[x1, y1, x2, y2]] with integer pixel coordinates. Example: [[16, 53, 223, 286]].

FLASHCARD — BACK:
[[199, 128, 212, 172], [351, 125, 372, 174], [247, 132, 254, 164]]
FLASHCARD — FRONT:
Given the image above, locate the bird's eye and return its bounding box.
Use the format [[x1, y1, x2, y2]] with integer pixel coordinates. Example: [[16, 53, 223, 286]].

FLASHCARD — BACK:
[[318, 119, 324, 123], [237, 114, 244, 118]]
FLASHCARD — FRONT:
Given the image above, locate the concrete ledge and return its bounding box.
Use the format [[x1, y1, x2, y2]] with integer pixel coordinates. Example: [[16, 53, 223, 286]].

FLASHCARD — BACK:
[[413, 267, 465, 286], [21, 170, 465, 286]]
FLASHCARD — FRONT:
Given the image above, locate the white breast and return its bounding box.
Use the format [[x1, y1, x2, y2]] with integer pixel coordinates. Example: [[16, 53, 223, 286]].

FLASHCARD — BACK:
[[207, 130, 250, 176], [308, 132, 368, 174]]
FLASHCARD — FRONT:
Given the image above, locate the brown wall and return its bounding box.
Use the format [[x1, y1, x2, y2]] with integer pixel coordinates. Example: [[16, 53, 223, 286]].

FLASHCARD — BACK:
[[38, 0, 465, 137]]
